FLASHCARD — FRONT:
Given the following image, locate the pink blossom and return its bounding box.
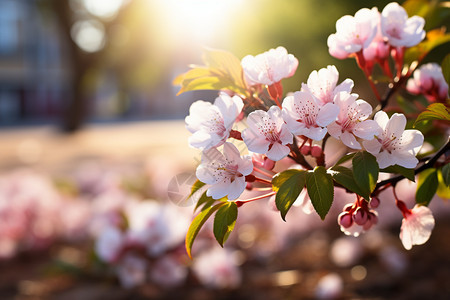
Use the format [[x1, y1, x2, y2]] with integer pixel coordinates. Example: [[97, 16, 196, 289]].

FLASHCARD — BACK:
[[95, 226, 124, 263], [192, 247, 242, 289], [196, 142, 253, 200], [327, 92, 379, 149], [241, 46, 298, 86], [363, 9, 390, 62], [282, 91, 339, 140], [125, 201, 189, 256], [400, 204, 435, 250], [301, 65, 354, 105], [327, 8, 379, 59], [185, 93, 244, 150], [407, 63, 449, 101], [116, 254, 147, 288], [150, 256, 188, 287], [363, 111, 424, 169], [242, 106, 293, 161], [381, 2, 425, 48]]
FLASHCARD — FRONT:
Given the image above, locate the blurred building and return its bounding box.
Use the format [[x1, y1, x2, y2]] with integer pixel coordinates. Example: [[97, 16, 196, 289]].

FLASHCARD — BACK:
[[0, 0, 70, 125]]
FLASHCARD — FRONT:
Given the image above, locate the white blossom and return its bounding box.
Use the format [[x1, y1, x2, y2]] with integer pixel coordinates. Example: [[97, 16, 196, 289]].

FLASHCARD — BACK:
[[282, 91, 339, 141], [363, 111, 424, 169], [327, 8, 379, 58], [400, 204, 435, 250], [301, 65, 354, 105], [95, 226, 124, 263], [242, 106, 293, 161], [407, 63, 449, 101], [185, 93, 243, 150], [196, 143, 253, 200], [381, 2, 425, 48], [241, 46, 298, 86], [327, 92, 379, 149]]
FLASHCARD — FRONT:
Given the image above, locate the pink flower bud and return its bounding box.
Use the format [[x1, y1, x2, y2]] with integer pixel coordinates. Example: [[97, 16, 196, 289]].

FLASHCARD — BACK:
[[343, 203, 354, 212], [338, 212, 353, 228], [311, 146, 322, 158], [300, 145, 311, 155], [363, 220, 373, 231], [246, 182, 253, 190], [353, 208, 368, 226], [368, 211, 378, 225], [263, 157, 276, 170], [369, 197, 380, 208]]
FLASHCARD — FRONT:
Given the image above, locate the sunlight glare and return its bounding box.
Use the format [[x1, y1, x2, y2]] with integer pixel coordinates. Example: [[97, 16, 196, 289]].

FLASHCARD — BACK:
[[156, 0, 244, 43], [82, 0, 124, 19]]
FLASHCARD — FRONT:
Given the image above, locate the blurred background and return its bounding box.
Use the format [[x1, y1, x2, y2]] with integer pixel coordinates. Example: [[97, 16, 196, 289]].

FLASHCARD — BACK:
[[0, 0, 400, 130], [0, 0, 449, 299]]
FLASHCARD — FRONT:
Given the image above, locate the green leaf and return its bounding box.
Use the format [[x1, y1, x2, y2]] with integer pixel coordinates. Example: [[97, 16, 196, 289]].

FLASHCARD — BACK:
[[306, 166, 334, 220], [329, 166, 366, 198], [213, 202, 238, 247], [442, 53, 450, 86], [272, 169, 303, 192], [442, 163, 450, 187], [381, 165, 416, 182], [437, 169, 450, 199], [174, 48, 249, 97], [194, 192, 216, 212], [186, 202, 225, 258], [416, 168, 439, 206], [333, 153, 356, 167], [405, 28, 450, 64], [352, 151, 379, 198], [274, 170, 307, 221], [414, 103, 450, 126]]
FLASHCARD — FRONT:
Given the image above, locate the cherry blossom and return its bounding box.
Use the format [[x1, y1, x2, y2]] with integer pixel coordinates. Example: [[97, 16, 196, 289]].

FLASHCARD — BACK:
[[327, 8, 379, 59], [196, 142, 253, 200], [327, 92, 380, 149], [301, 65, 354, 105], [363, 9, 390, 62], [407, 63, 449, 102], [125, 201, 189, 256], [116, 254, 147, 288], [150, 256, 188, 287], [95, 226, 124, 263], [400, 204, 435, 250], [185, 93, 244, 150], [242, 106, 293, 161], [192, 247, 242, 289], [380, 2, 425, 48], [363, 111, 424, 169], [241, 46, 298, 86], [282, 91, 339, 140]]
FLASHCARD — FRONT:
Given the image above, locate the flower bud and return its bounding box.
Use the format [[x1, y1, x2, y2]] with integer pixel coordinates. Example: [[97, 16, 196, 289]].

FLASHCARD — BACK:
[[246, 182, 253, 190], [343, 203, 354, 212], [368, 211, 378, 225], [353, 208, 368, 226], [311, 146, 322, 158], [300, 145, 311, 155], [369, 197, 380, 208], [338, 212, 353, 228], [263, 157, 275, 170]]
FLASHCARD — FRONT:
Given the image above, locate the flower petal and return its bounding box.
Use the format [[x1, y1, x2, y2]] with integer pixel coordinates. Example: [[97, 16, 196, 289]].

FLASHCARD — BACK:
[[316, 103, 339, 127], [341, 131, 361, 149], [353, 120, 380, 140], [227, 177, 246, 200], [267, 143, 291, 161]]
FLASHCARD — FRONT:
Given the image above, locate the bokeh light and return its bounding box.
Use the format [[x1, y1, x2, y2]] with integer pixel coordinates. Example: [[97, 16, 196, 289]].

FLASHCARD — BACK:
[[71, 19, 106, 53]]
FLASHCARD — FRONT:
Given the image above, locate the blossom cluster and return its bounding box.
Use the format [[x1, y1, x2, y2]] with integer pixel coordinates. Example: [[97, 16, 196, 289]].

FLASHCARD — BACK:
[[181, 1, 449, 253]]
